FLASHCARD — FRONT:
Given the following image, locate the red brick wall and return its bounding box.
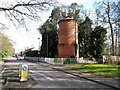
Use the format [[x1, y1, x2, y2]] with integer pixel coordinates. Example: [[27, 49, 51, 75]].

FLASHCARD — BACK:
[[58, 18, 78, 58]]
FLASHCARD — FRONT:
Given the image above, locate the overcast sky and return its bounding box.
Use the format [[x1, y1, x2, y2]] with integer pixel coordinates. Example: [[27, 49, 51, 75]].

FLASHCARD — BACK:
[[0, 0, 103, 53]]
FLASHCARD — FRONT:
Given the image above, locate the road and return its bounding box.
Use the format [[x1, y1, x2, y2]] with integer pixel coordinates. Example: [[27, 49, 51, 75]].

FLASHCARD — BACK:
[[1, 58, 117, 90]]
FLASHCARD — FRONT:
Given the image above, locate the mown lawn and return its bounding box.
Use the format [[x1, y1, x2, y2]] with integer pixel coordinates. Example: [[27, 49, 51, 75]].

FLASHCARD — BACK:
[[65, 64, 120, 78]]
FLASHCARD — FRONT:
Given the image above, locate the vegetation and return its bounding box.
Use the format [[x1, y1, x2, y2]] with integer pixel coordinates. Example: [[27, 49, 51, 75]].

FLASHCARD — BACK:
[[38, 19, 58, 58], [65, 64, 120, 78], [89, 26, 107, 58], [1, 50, 7, 58], [63, 58, 70, 64], [94, 0, 120, 55], [78, 17, 92, 58], [0, 32, 14, 58]]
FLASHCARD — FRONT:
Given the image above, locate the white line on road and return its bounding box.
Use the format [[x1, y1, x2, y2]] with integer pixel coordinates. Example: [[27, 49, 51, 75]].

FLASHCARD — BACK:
[[29, 70, 54, 81], [40, 73, 54, 81], [1, 68, 6, 75], [29, 70, 58, 73]]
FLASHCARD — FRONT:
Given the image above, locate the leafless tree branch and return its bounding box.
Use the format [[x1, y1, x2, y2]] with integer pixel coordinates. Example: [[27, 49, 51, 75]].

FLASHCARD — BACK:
[[0, 1, 54, 11], [0, 0, 57, 29]]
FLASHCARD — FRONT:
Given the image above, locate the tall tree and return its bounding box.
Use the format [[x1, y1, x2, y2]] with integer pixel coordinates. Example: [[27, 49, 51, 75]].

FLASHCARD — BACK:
[[111, 1, 120, 55], [89, 26, 107, 58], [61, 3, 84, 21], [67, 3, 80, 20], [49, 7, 62, 26], [94, 0, 120, 55], [78, 17, 92, 57], [38, 7, 61, 57]]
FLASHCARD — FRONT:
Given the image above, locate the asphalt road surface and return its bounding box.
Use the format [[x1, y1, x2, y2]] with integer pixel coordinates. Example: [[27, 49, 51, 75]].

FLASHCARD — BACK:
[[1, 58, 117, 90]]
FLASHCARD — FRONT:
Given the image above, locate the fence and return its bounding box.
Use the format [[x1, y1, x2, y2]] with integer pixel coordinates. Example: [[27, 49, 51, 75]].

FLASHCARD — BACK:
[[24, 57, 97, 64], [25, 57, 38, 62], [24, 56, 120, 65]]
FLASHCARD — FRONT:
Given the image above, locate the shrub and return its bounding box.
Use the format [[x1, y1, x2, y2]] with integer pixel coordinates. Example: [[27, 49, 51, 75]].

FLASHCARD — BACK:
[[63, 58, 70, 64]]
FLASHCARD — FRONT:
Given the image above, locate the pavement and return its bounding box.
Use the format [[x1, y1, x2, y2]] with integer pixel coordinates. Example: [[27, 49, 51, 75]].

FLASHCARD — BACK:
[[0, 59, 36, 90], [1, 60, 120, 90]]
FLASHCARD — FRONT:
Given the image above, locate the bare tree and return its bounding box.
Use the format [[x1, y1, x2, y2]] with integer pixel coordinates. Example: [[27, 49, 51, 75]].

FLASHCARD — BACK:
[[106, 1, 115, 55], [94, 0, 120, 55], [0, 0, 57, 29]]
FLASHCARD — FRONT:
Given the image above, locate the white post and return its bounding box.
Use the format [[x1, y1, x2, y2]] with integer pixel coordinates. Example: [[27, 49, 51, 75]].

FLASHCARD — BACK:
[[18, 64, 22, 77]]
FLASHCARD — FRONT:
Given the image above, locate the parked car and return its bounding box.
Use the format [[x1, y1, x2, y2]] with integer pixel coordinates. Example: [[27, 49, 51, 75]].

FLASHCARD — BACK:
[[17, 56, 24, 60]]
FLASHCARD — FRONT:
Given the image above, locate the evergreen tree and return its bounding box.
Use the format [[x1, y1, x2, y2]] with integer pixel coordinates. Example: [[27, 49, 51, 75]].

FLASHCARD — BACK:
[[38, 7, 61, 57], [78, 17, 92, 57], [89, 26, 107, 58]]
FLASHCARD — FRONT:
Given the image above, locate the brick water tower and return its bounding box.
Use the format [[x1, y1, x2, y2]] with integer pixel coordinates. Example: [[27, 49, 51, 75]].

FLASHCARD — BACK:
[[58, 18, 79, 58]]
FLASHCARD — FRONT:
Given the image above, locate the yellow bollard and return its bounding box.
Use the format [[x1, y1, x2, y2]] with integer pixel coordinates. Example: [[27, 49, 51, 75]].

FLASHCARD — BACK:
[[20, 64, 28, 82]]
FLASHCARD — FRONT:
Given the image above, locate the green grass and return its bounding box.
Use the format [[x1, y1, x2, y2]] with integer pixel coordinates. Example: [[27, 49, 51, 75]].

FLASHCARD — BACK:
[[54, 62, 62, 64], [65, 64, 120, 78]]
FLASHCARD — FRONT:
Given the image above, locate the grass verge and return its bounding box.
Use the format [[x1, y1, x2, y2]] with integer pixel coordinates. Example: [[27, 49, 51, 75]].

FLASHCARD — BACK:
[[65, 64, 120, 78]]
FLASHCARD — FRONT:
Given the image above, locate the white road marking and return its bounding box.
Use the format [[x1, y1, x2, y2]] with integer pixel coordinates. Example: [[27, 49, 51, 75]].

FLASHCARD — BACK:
[[29, 70, 54, 81], [29, 70, 58, 73], [1, 68, 6, 75], [40, 73, 54, 81]]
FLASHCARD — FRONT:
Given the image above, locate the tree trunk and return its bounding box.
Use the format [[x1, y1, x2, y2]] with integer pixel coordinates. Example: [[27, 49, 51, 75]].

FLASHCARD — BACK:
[[115, 30, 118, 55], [119, 44, 120, 56], [107, 1, 115, 55]]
